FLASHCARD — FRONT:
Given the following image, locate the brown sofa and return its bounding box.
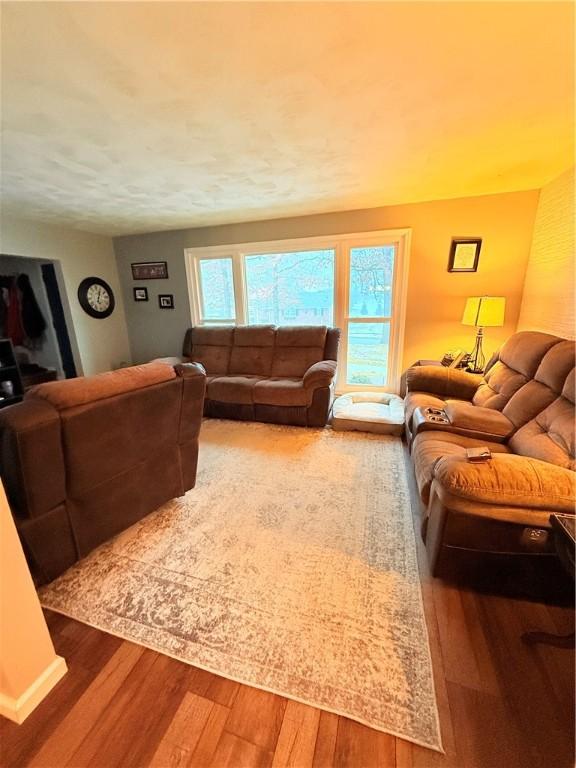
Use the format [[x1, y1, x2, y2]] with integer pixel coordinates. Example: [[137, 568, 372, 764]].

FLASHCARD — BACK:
[[180, 324, 340, 427], [404, 331, 575, 575], [0, 361, 206, 584]]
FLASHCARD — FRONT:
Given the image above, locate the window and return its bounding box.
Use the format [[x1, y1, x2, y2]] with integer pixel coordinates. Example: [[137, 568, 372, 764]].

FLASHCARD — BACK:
[[197, 257, 236, 323], [185, 230, 410, 392], [244, 249, 335, 326]]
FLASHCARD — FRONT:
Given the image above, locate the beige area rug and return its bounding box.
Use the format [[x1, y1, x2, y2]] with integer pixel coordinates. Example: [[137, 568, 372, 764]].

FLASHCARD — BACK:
[[39, 419, 442, 751]]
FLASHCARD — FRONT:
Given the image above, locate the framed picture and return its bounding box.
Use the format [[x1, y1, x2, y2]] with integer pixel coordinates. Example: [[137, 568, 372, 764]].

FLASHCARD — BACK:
[[131, 261, 169, 280], [158, 294, 174, 309], [448, 238, 482, 272], [133, 287, 148, 302]]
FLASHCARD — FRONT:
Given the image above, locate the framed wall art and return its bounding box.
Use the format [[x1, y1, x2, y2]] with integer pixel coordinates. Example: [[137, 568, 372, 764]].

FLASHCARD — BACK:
[[158, 294, 174, 309], [447, 238, 482, 273], [131, 261, 169, 280], [133, 287, 148, 301]]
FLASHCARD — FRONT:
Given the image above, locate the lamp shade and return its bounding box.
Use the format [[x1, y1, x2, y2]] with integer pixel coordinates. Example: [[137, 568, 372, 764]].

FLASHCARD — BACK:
[[462, 296, 506, 327]]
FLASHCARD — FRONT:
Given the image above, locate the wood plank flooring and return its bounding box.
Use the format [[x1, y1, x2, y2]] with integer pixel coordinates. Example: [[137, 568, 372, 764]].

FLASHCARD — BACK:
[[1, 455, 574, 768]]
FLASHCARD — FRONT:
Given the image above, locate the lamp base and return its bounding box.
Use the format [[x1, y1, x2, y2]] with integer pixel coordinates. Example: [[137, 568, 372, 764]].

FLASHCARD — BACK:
[[468, 327, 485, 373]]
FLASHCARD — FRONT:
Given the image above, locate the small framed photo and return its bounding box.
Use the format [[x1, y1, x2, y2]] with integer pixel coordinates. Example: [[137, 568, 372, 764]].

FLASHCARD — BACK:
[[131, 261, 169, 280], [448, 238, 482, 272], [133, 287, 148, 302], [158, 294, 174, 309]]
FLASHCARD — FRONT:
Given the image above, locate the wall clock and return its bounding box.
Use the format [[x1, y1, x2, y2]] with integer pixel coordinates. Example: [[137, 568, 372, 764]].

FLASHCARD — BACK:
[[77, 277, 115, 319]]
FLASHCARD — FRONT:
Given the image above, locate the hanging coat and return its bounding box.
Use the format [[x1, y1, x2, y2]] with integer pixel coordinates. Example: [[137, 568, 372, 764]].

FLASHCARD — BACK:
[[5, 280, 25, 346]]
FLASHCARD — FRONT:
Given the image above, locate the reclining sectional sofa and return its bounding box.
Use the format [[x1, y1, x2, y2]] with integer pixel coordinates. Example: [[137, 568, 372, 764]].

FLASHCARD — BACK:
[[180, 324, 340, 427], [404, 331, 575, 575], [0, 361, 206, 583]]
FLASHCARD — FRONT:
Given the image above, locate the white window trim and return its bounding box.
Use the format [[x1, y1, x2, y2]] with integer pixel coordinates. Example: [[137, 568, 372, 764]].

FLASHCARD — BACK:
[[184, 228, 411, 394]]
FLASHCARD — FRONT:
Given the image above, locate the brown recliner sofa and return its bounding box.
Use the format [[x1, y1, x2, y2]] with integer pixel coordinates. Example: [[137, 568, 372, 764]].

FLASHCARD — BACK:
[[0, 361, 206, 584], [180, 324, 340, 427], [404, 331, 575, 575]]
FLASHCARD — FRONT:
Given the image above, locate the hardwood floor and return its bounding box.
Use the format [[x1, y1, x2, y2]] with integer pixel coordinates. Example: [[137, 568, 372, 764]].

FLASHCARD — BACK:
[[1, 459, 574, 768]]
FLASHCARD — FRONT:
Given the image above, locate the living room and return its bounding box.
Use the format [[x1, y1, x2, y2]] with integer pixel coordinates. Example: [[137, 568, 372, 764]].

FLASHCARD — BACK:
[[0, 2, 574, 767]]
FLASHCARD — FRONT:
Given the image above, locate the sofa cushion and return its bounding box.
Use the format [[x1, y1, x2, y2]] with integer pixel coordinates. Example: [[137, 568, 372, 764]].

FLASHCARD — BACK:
[[208, 375, 264, 404], [472, 331, 561, 410], [432, 453, 575, 513], [509, 372, 575, 470], [234, 325, 276, 347], [228, 325, 275, 376], [253, 378, 309, 407], [28, 363, 176, 410], [271, 326, 327, 377], [411, 431, 510, 503], [405, 366, 481, 401], [189, 327, 235, 375]]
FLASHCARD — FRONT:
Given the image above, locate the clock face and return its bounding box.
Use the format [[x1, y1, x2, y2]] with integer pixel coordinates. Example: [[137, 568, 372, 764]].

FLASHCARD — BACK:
[[78, 277, 115, 319], [86, 283, 111, 312]]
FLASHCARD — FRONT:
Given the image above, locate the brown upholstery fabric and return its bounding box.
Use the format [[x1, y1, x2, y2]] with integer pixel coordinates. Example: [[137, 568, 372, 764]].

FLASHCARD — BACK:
[[271, 326, 327, 377], [0, 362, 206, 584], [324, 327, 341, 361], [28, 363, 176, 410], [472, 331, 562, 410], [229, 347, 274, 376], [404, 330, 575, 570], [253, 378, 309, 406], [303, 360, 338, 388], [189, 326, 234, 374], [234, 325, 276, 346], [208, 375, 264, 404], [405, 392, 453, 433], [186, 324, 339, 426], [0, 398, 65, 520], [276, 326, 327, 348], [443, 402, 515, 439], [411, 431, 509, 502], [405, 366, 481, 400], [433, 453, 576, 512]]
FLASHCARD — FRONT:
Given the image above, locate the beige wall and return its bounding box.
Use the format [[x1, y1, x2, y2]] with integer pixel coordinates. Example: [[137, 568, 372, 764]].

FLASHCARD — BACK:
[[518, 168, 575, 339], [115, 189, 539, 371], [0, 481, 66, 723], [1, 216, 132, 375]]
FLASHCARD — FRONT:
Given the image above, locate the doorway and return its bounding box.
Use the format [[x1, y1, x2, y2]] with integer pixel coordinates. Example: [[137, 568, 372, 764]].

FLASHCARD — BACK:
[[0, 254, 77, 384]]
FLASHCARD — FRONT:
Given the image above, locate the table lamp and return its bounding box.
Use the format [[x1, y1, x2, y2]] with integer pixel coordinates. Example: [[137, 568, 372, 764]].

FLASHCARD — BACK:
[[461, 296, 505, 373]]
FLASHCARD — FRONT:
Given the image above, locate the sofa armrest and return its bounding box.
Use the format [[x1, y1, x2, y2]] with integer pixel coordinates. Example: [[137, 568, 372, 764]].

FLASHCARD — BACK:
[[405, 365, 482, 400], [175, 361, 206, 379], [433, 453, 576, 513], [303, 360, 337, 388], [443, 402, 515, 441]]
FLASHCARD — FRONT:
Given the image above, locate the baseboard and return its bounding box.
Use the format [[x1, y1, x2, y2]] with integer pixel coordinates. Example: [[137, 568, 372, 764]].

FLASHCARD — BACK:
[[0, 655, 67, 724]]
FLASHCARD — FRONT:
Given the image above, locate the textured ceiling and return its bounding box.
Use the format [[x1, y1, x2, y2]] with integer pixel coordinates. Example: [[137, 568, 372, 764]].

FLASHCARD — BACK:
[[1, 2, 574, 236]]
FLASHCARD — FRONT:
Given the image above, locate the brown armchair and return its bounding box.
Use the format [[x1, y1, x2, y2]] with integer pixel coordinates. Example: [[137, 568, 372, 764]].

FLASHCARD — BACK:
[[0, 362, 206, 584]]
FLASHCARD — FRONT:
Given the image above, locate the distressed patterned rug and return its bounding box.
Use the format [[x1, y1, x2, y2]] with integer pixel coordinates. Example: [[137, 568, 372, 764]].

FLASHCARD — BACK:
[[39, 419, 442, 751]]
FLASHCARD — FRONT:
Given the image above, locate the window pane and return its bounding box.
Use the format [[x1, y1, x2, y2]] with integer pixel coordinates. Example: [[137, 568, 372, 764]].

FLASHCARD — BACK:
[[199, 258, 235, 320], [348, 246, 395, 318], [244, 249, 334, 325], [346, 322, 390, 386]]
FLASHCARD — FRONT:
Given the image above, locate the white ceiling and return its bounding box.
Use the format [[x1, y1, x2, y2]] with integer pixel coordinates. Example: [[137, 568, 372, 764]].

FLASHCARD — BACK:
[[1, 2, 574, 236]]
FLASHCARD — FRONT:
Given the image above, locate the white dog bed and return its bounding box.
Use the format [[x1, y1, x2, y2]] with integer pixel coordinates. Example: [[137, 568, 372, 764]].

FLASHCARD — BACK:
[[332, 392, 405, 435]]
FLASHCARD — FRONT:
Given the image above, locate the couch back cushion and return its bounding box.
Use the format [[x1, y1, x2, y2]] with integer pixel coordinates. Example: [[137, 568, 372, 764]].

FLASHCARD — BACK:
[[229, 325, 276, 376], [472, 331, 562, 412], [61, 378, 183, 497], [190, 326, 234, 374], [510, 368, 575, 469], [272, 326, 327, 377], [27, 363, 176, 410]]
